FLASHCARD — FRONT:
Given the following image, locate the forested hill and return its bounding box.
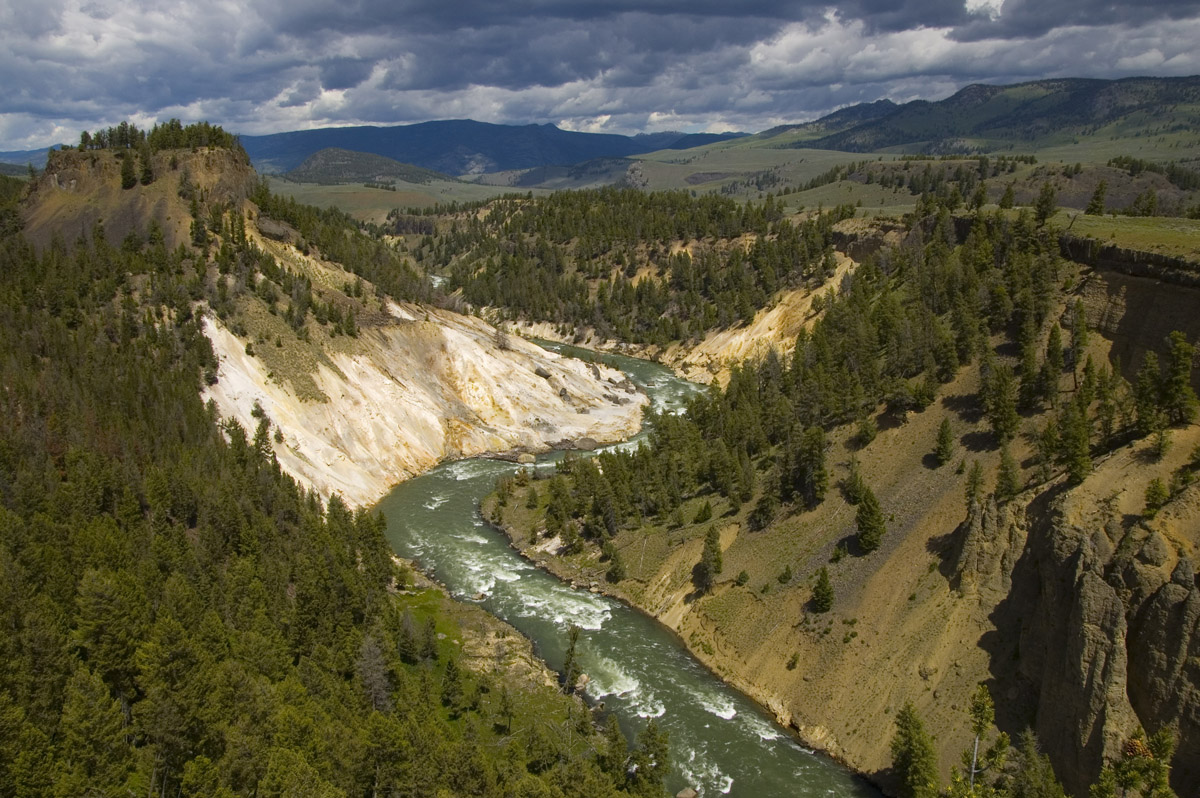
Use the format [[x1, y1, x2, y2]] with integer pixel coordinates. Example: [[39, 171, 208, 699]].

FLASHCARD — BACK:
[[0, 127, 671, 797], [416, 188, 855, 346], [284, 147, 453, 185], [788, 76, 1200, 153]]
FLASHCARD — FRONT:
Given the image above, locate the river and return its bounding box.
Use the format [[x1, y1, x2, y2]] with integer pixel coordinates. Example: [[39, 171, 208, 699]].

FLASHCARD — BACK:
[[376, 342, 881, 798]]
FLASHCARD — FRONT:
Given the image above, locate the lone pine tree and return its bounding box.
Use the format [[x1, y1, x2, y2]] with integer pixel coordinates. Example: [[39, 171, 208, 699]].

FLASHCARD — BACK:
[[856, 486, 886, 554], [891, 702, 939, 798], [936, 418, 955, 466], [812, 567, 834, 613]]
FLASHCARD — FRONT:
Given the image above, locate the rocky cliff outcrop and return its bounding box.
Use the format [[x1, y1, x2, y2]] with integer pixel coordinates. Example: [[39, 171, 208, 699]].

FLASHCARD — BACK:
[[20, 145, 648, 509], [202, 302, 647, 507], [1060, 235, 1200, 287], [23, 146, 256, 252], [953, 461, 1200, 795]]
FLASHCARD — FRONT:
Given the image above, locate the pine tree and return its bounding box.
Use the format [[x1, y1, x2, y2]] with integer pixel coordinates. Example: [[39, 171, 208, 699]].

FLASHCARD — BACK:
[[561, 625, 581, 692], [811, 567, 833, 613], [259, 748, 342, 798], [1091, 728, 1178, 798], [606, 549, 626, 583], [497, 686, 515, 734], [1162, 331, 1198, 426], [797, 425, 829, 508], [856, 486, 886, 554], [1135, 352, 1164, 437], [599, 714, 627, 779], [891, 702, 939, 798], [996, 445, 1020, 501], [936, 418, 955, 466], [971, 183, 988, 211], [1071, 300, 1089, 376], [138, 142, 154, 185], [1046, 324, 1064, 379], [630, 719, 670, 795], [695, 525, 723, 592], [1006, 730, 1065, 798], [986, 364, 1020, 443], [398, 610, 419, 664], [999, 184, 1015, 209], [963, 685, 1008, 791], [120, 152, 137, 190], [58, 666, 132, 792], [1144, 478, 1169, 518], [844, 457, 868, 505], [1086, 181, 1107, 215], [1060, 396, 1093, 485], [1034, 181, 1057, 226], [966, 460, 985, 505]]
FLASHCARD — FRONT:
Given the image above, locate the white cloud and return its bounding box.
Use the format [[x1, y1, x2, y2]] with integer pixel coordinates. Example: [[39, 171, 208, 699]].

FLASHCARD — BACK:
[[1, 1, 1198, 149]]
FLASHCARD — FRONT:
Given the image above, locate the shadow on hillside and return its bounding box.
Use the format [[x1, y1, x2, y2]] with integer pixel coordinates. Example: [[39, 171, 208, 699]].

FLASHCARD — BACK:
[[961, 430, 994, 452], [995, 339, 1022, 359], [926, 523, 961, 582], [941, 392, 983, 423], [876, 409, 909, 433], [1122, 513, 1145, 532]]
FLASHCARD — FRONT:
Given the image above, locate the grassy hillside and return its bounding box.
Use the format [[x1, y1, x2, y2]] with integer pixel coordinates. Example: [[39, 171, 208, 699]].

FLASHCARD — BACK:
[[284, 148, 453, 185], [802, 76, 1200, 160]]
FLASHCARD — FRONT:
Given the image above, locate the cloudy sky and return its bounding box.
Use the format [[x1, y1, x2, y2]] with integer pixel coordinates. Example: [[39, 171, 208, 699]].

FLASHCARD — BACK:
[[2, 0, 1199, 150]]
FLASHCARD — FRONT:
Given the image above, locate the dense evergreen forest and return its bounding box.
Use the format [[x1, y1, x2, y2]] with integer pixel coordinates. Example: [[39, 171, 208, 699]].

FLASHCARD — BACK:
[[0, 141, 668, 797], [483, 189, 1193, 796], [419, 188, 855, 344], [494, 195, 1194, 621], [249, 180, 434, 308]]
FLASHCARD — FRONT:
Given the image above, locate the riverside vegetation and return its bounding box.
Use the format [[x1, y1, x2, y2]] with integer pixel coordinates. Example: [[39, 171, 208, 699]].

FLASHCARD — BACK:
[[462, 186, 1199, 794], [0, 127, 674, 798]]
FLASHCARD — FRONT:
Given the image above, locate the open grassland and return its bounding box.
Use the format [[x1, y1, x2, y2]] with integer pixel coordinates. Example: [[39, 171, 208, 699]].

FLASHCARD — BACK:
[[636, 146, 878, 196], [267, 177, 550, 222], [1034, 128, 1200, 166], [783, 180, 915, 215], [1057, 211, 1200, 261]]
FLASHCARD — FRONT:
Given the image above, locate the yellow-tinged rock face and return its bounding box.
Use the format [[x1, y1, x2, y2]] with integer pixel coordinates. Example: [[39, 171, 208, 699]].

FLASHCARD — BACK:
[[202, 301, 647, 507]]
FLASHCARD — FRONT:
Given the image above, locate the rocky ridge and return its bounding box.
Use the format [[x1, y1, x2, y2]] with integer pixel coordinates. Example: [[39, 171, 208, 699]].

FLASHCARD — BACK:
[[202, 300, 646, 507], [490, 258, 1200, 796]]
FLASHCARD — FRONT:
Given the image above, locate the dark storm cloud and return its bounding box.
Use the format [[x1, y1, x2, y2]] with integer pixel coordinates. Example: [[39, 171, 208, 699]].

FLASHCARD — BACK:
[[318, 58, 375, 91], [0, 0, 1197, 149], [373, 12, 777, 93]]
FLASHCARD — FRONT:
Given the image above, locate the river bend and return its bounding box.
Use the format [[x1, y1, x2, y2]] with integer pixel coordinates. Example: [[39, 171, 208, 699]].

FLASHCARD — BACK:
[[377, 343, 880, 798]]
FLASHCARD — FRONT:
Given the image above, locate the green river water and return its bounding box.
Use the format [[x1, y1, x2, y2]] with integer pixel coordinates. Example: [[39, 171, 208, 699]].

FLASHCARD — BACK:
[[376, 342, 881, 798]]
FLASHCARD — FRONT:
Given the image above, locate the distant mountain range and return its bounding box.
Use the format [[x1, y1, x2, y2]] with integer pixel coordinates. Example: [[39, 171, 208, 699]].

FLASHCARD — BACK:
[[240, 121, 746, 176], [4, 76, 1197, 176], [774, 76, 1200, 153], [758, 99, 899, 141], [0, 146, 55, 169]]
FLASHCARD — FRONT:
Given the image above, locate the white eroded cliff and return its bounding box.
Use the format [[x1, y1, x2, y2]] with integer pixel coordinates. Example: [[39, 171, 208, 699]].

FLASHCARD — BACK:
[[202, 302, 646, 507]]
